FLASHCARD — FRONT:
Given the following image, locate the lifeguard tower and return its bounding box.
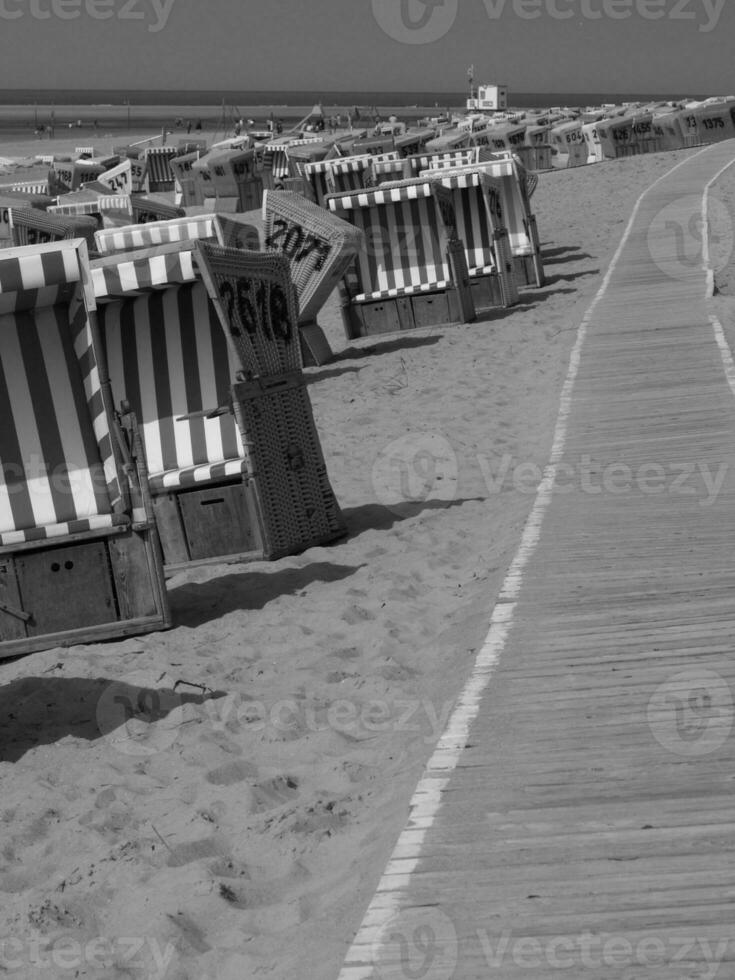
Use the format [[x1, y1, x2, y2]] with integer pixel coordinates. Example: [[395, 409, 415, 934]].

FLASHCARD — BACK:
[[466, 69, 509, 113]]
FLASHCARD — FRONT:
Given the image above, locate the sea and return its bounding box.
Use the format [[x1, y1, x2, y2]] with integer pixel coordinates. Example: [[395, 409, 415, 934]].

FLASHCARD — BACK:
[[0, 88, 708, 138]]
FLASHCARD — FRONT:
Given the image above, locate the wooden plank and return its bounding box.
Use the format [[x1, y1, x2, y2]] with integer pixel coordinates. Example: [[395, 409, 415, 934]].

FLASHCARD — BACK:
[[339, 144, 735, 979]]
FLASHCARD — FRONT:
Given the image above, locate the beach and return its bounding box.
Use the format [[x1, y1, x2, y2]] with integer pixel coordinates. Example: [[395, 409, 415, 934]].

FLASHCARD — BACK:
[[0, 143, 730, 980]]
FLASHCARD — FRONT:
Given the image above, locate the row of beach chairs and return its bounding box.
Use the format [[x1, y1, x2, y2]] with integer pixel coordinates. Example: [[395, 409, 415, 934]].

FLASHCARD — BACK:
[[0, 220, 348, 658]]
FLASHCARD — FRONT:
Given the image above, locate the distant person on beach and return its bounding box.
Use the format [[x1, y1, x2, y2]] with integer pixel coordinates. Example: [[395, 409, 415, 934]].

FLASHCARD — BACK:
[[195, 119, 202, 131], [186, 120, 192, 134]]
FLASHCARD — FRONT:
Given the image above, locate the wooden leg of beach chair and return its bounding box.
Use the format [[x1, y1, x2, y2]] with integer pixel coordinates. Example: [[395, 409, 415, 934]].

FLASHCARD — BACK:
[[299, 320, 334, 367], [337, 278, 364, 340], [446, 238, 477, 324]]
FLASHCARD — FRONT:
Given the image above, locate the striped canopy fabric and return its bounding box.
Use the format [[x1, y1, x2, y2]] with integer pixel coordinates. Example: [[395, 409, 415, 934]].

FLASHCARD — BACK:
[[143, 147, 178, 192], [95, 214, 224, 255], [428, 169, 504, 275], [48, 194, 133, 219], [91, 243, 198, 299], [0, 241, 123, 545], [99, 281, 246, 492], [424, 160, 535, 257], [327, 157, 373, 195], [326, 179, 455, 302], [407, 149, 480, 179]]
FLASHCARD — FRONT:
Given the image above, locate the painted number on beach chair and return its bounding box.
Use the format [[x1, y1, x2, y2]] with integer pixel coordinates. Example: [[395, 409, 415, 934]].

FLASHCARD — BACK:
[[702, 117, 725, 130], [219, 277, 295, 345], [265, 217, 332, 272]]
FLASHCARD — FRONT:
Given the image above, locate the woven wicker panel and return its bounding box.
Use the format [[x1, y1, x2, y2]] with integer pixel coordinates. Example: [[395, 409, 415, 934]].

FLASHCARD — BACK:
[[233, 380, 345, 556], [193, 243, 302, 377], [194, 241, 346, 555], [262, 191, 363, 323], [131, 195, 186, 224], [9, 209, 99, 248]]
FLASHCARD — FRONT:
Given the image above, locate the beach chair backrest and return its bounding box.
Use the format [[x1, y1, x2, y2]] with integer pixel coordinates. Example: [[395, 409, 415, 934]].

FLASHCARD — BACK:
[[326, 179, 455, 300], [0, 241, 122, 544], [262, 190, 364, 324], [93, 244, 245, 487], [426, 169, 503, 273], [143, 147, 178, 192], [193, 244, 302, 378], [425, 159, 533, 256], [327, 156, 373, 195], [48, 193, 133, 226]]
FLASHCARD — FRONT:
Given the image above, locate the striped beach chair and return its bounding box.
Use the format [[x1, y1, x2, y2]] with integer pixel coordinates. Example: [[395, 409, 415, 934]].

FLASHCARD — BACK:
[[326, 178, 476, 338], [427, 156, 544, 288], [370, 156, 409, 185], [301, 159, 336, 206], [0, 240, 169, 657], [143, 147, 178, 193], [406, 149, 480, 179], [0, 180, 51, 196], [48, 191, 133, 230], [94, 213, 259, 256], [426, 168, 519, 310], [9, 208, 99, 250], [91, 240, 344, 567], [326, 157, 373, 195], [262, 190, 364, 364]]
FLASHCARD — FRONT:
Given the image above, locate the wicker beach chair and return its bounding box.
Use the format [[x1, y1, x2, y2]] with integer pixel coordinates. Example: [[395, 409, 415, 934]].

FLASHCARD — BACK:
[[48, 191, 133, 230], [9, 208, 99, 250], [426, 156, 545, 288], [262, 190, 364, 365], [326, 177, 476, 338], [90, 240, 344, 569], [0, 240, 170, 657], [421, 167, 519, 311], [206, 148, 264, 213]]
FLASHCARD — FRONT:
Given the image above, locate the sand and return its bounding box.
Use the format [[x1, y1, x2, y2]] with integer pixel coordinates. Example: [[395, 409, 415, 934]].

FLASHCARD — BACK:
[[0, 145, 721, 980]]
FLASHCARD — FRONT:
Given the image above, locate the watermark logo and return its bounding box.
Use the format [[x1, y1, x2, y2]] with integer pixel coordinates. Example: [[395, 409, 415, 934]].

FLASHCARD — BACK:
[[371, 0, 459, 43], [0, 0, 177, 33], [96, 671, 184, 757], [371, 433, 459, 516], [647, 194, 734, 282], [371, 0, 725, 42], [372, 908, 459, 980], [647, 668, 733, 756]]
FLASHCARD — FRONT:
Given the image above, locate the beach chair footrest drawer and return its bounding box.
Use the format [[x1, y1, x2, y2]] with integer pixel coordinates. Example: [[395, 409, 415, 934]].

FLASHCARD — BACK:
[[153, 482, 262, 567], [0, 530, 163, 644]]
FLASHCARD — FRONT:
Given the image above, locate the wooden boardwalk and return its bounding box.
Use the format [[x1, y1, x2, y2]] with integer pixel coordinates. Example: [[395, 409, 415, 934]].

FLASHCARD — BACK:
[[338, 143, 735, 980]]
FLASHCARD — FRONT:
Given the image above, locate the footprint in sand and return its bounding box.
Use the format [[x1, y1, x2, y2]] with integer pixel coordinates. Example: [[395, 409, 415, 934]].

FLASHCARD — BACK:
[[251, 775, 300, 812]]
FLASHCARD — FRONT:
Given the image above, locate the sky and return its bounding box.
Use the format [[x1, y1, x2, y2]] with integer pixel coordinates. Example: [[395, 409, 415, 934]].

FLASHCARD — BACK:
[[0, 0, 732, 95]]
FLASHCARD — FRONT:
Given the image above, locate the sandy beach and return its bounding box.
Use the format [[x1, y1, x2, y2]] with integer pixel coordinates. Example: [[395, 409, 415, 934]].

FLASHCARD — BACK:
[[0, 143, 730, 979]]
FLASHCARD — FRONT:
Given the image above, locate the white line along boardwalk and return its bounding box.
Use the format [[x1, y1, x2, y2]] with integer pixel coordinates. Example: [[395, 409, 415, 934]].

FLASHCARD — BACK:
[[338, 142, 735, 980]]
